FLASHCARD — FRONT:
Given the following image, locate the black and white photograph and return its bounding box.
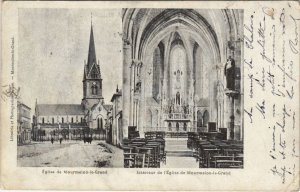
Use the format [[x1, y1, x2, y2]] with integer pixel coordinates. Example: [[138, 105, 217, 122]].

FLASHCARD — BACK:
[[121, 9, 244, 168], [1, 1, 299, 191], [16, 8, 244, 169], [17, 9, 123, 167]]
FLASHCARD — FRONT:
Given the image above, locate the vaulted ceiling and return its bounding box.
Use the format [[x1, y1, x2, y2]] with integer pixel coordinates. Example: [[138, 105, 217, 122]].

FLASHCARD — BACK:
[[122, 9, 243, 63]]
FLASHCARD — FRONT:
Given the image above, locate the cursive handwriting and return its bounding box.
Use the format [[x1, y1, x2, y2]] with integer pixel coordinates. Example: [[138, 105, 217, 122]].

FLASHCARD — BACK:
[[256, 100, 266, 119], [271, 25, 276, 66], [280, 8, 286, 35], [271, 165, 292, 184], [248, 74, 254, 98], [257, 16, 272, 63], [289, 15, 300, 54], [244, 107, 253, 123], [244, 14, 254, 49], [1, 84, 20, 102], [286, 86, 294, 99], [244, 58, 253, 69], [253, 68, 265, 91], [276, 104, 291, 133]]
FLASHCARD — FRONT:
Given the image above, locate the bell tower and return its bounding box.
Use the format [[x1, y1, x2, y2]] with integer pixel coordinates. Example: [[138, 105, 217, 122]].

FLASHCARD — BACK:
[[82, 19, 103, 110]]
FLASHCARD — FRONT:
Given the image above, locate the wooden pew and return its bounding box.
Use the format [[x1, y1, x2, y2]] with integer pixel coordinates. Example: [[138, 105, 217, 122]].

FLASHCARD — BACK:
[[123, 146, 137, 168]]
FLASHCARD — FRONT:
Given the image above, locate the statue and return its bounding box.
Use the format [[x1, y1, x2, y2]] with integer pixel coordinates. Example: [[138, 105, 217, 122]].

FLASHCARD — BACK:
[[224, 56, 236, 90]]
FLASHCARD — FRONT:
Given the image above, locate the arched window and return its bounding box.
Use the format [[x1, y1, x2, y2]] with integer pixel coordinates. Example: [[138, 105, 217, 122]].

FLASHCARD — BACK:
[[52, 118, 54, 124], [62, 117, 64, 124], [170, 45, 186, 100], [91, 67, 98, 78], [183, 123, 187, 131], [71, 117, 73, 123], [168, 122, 172, 131], [97, 118, 103, 129], [91, 85, 98, 95], [203, 110, 209, 127], [152, 43, 164, 101], [176, 122, 180, 132], [81, 117, 83, 123], [193, 43, 201, 98], [42, 117, 44, 124], [197, 110, 203, 128], [193, 43, 209, 99]]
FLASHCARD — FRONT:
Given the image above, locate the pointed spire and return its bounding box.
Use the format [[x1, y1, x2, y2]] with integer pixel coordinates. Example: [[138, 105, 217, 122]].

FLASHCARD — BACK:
[[87, 17, 96, 69]]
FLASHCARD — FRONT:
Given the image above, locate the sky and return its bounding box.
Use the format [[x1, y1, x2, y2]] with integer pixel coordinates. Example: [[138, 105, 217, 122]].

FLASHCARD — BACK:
[[18, 8, 123, 111]]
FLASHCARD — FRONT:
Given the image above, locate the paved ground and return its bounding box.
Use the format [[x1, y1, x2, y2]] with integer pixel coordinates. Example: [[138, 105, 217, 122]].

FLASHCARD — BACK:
[[17, 138, 199, 168], [17, 140, 123, 167]]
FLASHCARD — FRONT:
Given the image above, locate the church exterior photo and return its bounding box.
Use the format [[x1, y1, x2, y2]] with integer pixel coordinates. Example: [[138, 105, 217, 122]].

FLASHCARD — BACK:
[[32, 24, 114, 142]]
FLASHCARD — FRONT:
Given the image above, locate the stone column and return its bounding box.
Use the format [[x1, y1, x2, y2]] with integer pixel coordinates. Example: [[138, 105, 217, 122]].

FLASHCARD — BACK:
[[229, 96, 235, 140], [224, 95, 231, 139], [122, 40, 132, 139], [129, 62, 134, 125]]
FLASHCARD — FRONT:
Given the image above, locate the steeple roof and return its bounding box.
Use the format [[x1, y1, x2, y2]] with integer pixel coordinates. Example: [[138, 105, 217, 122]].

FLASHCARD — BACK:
[[84, 20, 101, 80], [87, 25, 96, 68]]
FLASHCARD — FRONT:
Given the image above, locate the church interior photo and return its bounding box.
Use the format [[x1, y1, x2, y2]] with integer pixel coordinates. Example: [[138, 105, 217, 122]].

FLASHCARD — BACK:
[[121, 9, 244, 168]]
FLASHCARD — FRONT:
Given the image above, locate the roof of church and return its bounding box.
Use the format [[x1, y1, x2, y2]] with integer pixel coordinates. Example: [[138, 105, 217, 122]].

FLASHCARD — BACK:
[[37, 104, 84, 116], [87, 25, 96, 68], [111, 91, 122, 102], [84, 24, 101, 80]]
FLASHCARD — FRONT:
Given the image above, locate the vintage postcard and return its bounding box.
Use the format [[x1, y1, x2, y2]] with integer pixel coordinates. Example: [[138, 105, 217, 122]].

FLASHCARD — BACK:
[[0, 1, 299, 191]]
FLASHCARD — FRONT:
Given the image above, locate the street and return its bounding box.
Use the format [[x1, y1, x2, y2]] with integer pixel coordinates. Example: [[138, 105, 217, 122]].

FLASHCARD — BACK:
[[17, 140, 123, 167]]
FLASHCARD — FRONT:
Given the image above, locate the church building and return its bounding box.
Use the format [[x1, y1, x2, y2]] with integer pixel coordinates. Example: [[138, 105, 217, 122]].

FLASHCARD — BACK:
[[33, 22, 112, 141]]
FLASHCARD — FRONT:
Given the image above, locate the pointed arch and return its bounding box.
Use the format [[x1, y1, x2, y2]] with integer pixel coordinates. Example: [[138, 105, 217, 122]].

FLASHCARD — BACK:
[[176, 122, 179, 132], [168, 122, 172, 131], [197, 110, 203, 128], [152, 42, 164, 101], [203, 110, 209, 127]]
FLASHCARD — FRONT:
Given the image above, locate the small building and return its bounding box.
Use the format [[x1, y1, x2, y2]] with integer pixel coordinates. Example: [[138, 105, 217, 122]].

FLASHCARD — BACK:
[[17, 101, 31, 145], [109, 86, 122, 146]]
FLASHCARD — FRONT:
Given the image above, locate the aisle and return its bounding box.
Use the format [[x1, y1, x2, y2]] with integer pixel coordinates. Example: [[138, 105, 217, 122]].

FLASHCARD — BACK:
[[161, 137, 198, 168]]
